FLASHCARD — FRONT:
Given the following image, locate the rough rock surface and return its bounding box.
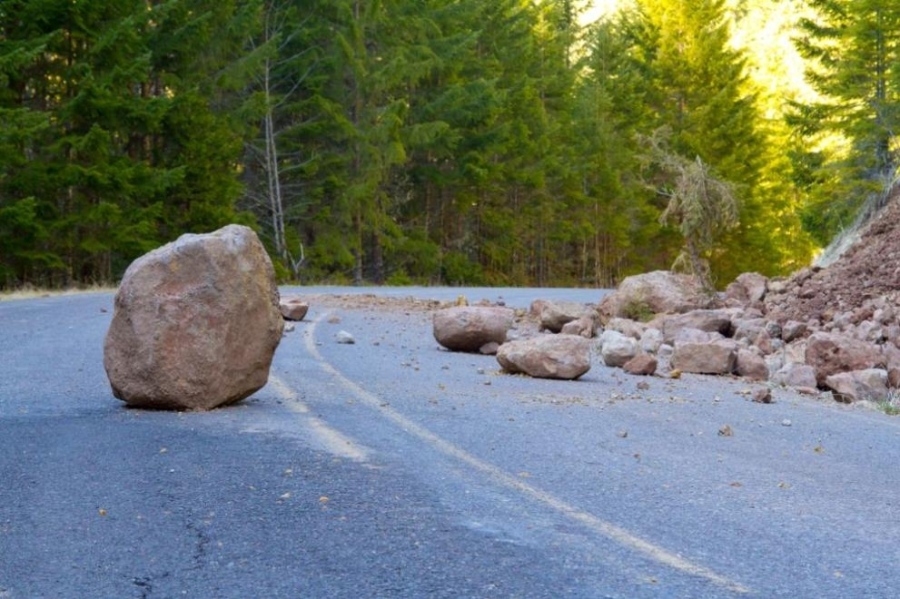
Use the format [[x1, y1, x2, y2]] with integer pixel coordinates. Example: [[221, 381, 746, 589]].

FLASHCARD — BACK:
[[560, 315, 596, 338], [103, 225, 284, 410], [661, 309, 733, 344], [824, 369, 889, 403], [598, 330, 640, 367], [280, 296, 309, 321], [671, 336, 738, 375], [623, 354, 657, 376], [433, 306, 514, 352], [804, 332, 884, 385], [496, 335, 592, 380], [765, 190, 900, 327], [724, 272, 768, 306], [597, 270, 720, 320], [539, 300, 594, 333]]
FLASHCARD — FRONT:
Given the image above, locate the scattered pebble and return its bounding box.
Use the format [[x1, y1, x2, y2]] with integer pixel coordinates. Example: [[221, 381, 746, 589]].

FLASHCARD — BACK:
[[718, 424, 734, 437], [335, 331, 355, 344], [782, 419, 792, 427]]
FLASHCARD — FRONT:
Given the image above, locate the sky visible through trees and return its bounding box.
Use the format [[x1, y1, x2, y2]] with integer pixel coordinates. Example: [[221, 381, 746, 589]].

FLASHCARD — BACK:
[[0, 0, 895, 289]]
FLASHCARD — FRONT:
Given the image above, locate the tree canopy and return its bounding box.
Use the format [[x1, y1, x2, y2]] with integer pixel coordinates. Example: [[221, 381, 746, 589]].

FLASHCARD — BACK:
[[3, 0, 881, 290]]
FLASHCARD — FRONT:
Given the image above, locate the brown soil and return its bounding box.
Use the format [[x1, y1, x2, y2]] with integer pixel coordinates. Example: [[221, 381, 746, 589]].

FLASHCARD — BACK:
[[764, 189, 900, 326]]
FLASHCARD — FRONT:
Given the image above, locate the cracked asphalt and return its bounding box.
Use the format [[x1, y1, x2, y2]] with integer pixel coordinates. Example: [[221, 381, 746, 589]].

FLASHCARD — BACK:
[[2, 287, 900, 598]]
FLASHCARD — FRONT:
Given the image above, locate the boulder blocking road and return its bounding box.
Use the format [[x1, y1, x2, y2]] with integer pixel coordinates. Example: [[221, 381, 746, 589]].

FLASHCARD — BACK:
[[2, 287, 900, 598]]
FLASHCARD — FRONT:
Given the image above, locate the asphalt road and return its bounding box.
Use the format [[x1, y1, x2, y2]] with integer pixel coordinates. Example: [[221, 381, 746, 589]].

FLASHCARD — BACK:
[[2, 287, 900, 598]]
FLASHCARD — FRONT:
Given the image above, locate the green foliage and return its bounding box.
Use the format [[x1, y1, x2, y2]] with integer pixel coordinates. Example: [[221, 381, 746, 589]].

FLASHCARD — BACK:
[[793, 0, 900, 242], [0, 0, 851, 290]]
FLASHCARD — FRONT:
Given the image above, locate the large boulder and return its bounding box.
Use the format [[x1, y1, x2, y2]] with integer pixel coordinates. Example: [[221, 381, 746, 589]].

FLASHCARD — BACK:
[[804, 332, 884, 385], [597, 270, 720, 321], [103, 225, 284, 411], [497, 335, 592, 380], [433, 306, 514, 352]]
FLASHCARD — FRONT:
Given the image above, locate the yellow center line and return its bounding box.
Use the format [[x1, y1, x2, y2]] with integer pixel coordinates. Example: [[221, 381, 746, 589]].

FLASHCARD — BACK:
[[305, 311, 752, 594]]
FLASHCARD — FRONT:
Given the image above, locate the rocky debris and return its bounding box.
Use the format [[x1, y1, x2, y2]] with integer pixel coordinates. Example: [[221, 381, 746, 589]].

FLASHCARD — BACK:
[[623, 354, 657, 376], [433, 306, 514, 352], [279, 296, 309, 321], [598, 330, 640, 367], [597, 270, 720, 321], [103, 225, 283, 411], [539, 300, 596, 333], [496, 335, 592, 380]]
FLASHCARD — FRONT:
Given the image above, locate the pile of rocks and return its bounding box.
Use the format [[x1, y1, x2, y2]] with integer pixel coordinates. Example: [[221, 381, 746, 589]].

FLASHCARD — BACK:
[[432, 268, 899, 404]]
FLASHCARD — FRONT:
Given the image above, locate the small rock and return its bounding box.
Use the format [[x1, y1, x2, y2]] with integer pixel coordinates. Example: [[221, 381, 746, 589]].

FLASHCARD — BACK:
[[335, 331, 356, 344], [782, 419, 792, 427], [623, 354, 658, 376], [279, 297, 309, 321], [718, 425, 734, 437], [750, 386, 772, 404], [479, 341, 500, 355]]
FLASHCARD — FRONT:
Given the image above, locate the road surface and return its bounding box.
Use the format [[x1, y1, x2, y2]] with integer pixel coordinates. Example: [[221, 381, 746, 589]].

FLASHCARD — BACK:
[[1, 287, 900, 598]]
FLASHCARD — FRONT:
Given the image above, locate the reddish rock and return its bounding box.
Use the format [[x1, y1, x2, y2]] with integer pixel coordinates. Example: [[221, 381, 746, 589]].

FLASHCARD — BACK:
[[103, 225, 284, 411], [735, 349, 769, 381], [671, 338, 738, 375], [725, 272, 768, 305], [497, 335, 591, 380], [805, 332, 884, 385], [750, 386, 773, 404], [623, 354, 658, 376], [772, 363, 818, 392], [279, 296, 309, 321], [560, 315, 596, 338], [824, 369, 888, 403]]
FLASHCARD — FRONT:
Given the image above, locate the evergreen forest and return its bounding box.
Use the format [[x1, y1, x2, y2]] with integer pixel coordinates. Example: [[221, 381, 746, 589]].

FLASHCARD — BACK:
[[2, 0, 898, 290]]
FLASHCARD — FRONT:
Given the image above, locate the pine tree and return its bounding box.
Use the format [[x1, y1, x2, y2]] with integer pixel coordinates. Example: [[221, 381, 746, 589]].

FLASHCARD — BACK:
[[793, 0, 900, 243], [627, 0, 784, 284]]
